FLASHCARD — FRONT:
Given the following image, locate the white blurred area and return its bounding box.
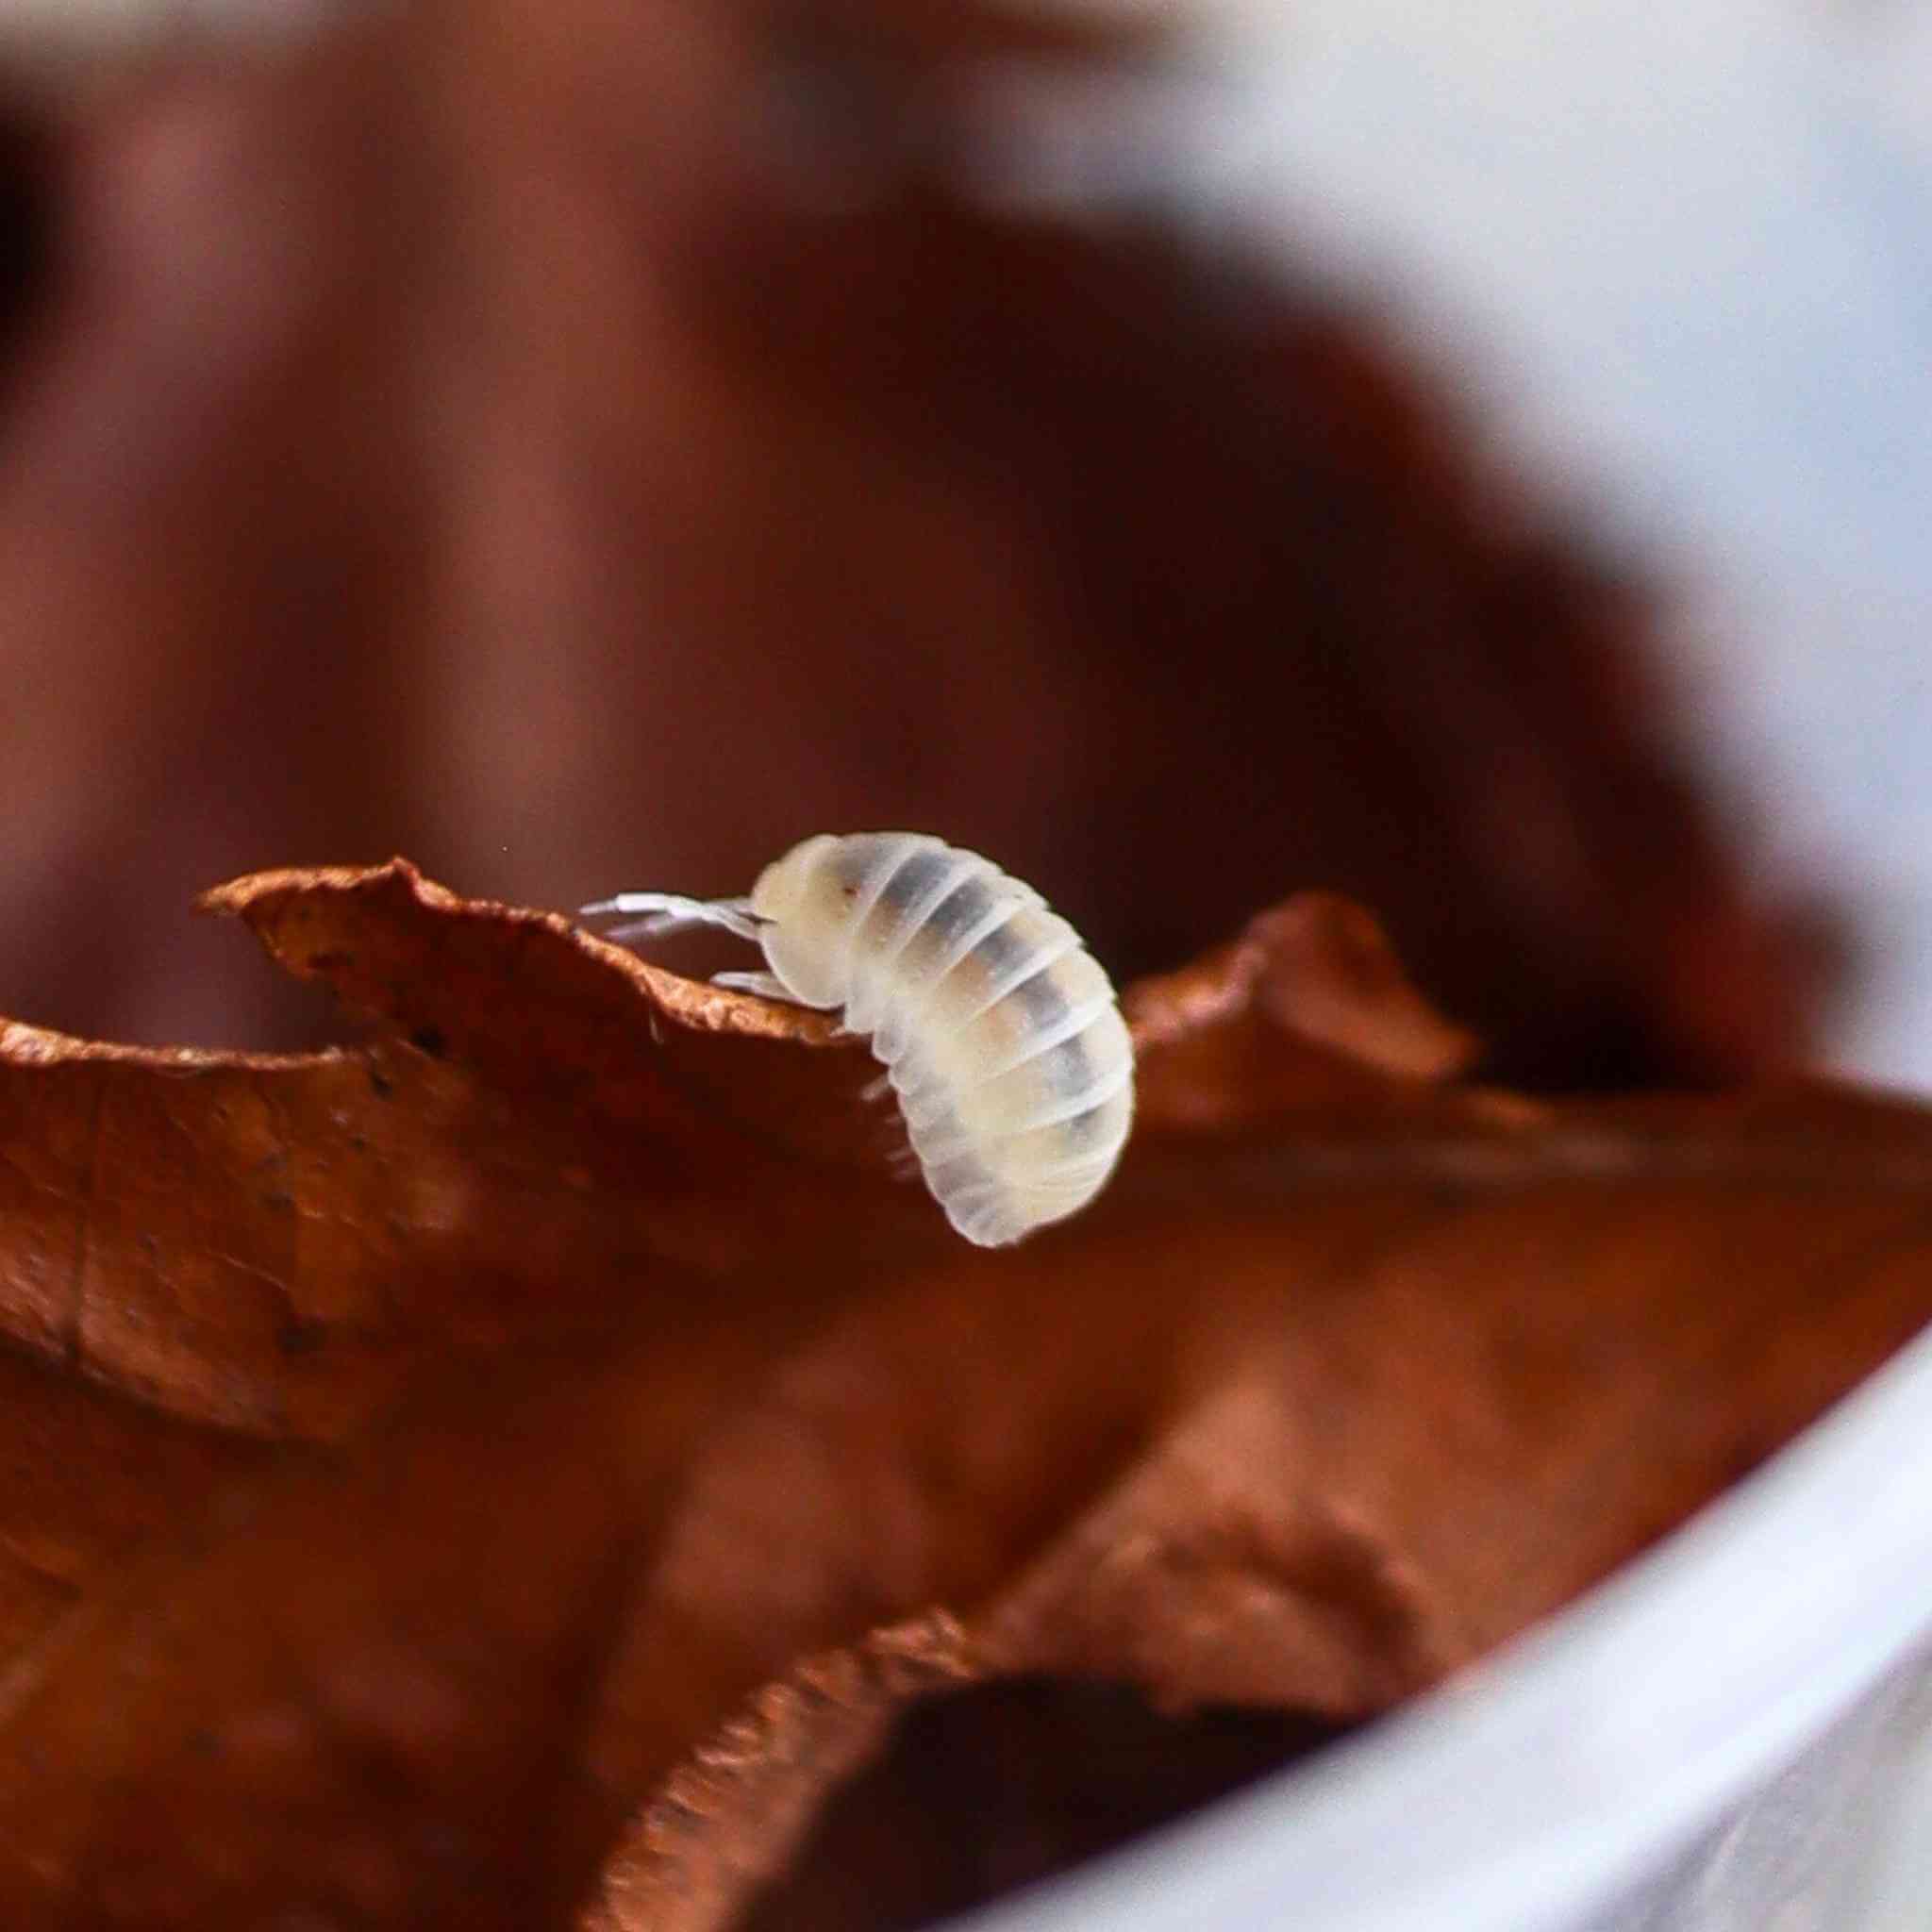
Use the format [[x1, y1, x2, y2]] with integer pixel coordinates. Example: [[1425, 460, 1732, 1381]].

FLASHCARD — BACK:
[[1192, 0, 1932, 1090], [1005, 0, 1932, 1088]]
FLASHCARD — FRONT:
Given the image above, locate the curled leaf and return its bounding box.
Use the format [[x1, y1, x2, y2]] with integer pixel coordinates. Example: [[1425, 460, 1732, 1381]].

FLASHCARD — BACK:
[[0, 863, 1919, 1927], [583, 1615, 979, 1932], [1127, 891, 1484, 1128]]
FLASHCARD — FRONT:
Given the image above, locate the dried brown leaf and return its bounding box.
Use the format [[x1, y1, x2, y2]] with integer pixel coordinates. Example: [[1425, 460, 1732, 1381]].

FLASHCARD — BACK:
[[580, 1087, 1932, 1930], [0, 1336, 748, 1928], [0, 863, 1920, 1929], [197, 858, 886, 1174]]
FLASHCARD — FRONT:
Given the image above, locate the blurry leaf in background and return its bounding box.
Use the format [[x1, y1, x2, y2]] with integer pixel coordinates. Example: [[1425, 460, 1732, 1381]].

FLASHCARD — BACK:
[[0, 0, 1826, 1085], [0, 864, 1922, 1926]]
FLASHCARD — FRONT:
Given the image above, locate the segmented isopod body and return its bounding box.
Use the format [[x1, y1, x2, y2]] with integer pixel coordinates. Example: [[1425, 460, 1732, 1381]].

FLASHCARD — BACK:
[[584, 832, 1134, 1246]]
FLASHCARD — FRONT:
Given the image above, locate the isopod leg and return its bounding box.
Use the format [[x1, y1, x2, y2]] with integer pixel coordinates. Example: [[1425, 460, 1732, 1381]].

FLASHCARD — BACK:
[[710, 969, 798, 1003]]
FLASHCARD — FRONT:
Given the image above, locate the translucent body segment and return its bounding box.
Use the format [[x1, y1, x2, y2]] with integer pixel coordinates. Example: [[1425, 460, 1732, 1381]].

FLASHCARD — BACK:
[[940, 1187, 1032, 1248], [870, 869, 1041, 1064], [843, 845, 991, 1037], [965, 1033, 1133, 1143], [979, 1076, 1135, 1176], [929, 948, 1115, 1082], [905, 1024, 1134, 1167], [966, 987, 1120, 1085], [934, 905, 1087, 1032], [889, 948, 1115, 1131], [887, 946, 1133, 1240]]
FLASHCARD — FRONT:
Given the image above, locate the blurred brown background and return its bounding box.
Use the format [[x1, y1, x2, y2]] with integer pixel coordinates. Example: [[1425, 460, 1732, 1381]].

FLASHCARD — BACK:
[[0, 0, 1824, 1085]]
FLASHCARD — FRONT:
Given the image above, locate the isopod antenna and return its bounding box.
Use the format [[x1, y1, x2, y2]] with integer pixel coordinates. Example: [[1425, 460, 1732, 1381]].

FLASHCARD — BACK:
[[578, 892, 763, 945]]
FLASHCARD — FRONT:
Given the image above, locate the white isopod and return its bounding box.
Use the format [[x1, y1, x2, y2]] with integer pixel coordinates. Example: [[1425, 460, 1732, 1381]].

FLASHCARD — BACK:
[[583, 832, 1135, 1246]]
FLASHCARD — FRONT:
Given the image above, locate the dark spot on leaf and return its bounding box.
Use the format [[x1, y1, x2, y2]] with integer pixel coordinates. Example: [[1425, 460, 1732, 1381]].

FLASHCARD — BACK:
[[275, 1317, 328, 1358]]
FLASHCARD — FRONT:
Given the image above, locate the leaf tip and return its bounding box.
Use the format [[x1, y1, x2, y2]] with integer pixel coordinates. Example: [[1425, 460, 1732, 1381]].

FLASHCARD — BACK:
[[193, 856, 430, 923]]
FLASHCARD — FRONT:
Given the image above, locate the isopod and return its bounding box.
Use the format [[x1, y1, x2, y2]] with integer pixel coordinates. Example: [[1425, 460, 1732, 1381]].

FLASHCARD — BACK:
[[582, 832, 1134, 1246]]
